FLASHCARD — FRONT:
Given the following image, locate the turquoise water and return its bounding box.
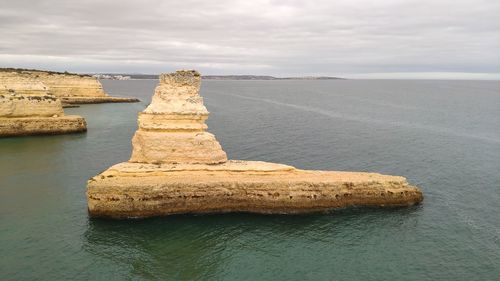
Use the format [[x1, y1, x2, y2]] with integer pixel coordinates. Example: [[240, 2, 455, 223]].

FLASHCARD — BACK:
[[1, 79, 499, 280]]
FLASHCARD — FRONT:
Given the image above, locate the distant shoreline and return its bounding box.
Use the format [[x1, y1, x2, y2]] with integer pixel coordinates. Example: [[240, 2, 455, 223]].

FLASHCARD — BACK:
[[96, 74, 346, 80], [202, 75, 345, 80]]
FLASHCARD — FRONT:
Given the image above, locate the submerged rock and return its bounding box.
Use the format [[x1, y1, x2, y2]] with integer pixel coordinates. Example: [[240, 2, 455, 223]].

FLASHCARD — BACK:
[[87, 70, 423, 219], [0, 74, 87, 136]]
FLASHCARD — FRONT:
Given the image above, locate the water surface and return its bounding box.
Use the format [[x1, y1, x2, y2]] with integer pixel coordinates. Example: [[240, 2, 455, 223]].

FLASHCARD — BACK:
[[1, 79, 499, 280]]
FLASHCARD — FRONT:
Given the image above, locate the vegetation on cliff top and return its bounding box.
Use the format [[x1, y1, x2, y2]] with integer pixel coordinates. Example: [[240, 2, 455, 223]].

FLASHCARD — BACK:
[[0, 68, 91, 77]]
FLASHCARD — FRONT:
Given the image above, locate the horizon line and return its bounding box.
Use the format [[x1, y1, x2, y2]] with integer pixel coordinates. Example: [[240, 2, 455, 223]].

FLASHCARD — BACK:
[[88, 72, 500, 81]]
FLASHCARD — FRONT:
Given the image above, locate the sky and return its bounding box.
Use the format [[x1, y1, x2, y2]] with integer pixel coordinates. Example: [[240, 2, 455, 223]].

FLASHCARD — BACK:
[[1, 0, 499, 79]]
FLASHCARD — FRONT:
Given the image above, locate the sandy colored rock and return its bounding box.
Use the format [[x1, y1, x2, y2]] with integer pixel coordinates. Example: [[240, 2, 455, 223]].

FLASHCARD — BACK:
[[0, 115, 87, 136], [35, 72, 140, 103], [0, 69, 139, 104], [0, 73, 87, 136], [129, 70, 227, 164], [0, 93, 63, 118], [87, 70, 423, 219], [33, 71, 107, 98], [58, 96, 139, 104], [0, 72, 49, 96], [87, 161, 422, 218]]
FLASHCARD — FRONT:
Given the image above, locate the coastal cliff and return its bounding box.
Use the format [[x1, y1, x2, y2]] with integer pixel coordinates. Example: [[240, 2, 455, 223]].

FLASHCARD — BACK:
[[86, 70, 423, 219], [0, 71, 49, 95], [0, 74, 87, 136], [0, 68, 139, 104]]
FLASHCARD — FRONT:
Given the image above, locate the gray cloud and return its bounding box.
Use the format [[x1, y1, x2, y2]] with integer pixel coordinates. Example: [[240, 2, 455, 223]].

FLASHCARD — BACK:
[[0, 0, 499, 78]]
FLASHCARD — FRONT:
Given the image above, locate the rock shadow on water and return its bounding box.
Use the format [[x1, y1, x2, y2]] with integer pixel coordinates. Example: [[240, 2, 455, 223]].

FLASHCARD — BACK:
[[83, 206, 423, 280]]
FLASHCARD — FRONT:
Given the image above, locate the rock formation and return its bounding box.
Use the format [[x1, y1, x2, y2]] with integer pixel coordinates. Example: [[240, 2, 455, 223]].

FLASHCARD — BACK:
[[0, 71, 49, 95], [0, 73, 87, 136], [130, 70, 227, 164], [87, 70, 423, 219], [0, 68, 139, 104]]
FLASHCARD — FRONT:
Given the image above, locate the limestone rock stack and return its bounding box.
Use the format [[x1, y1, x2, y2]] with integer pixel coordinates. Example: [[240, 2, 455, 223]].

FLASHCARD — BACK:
[[0, 73, 87, 136], [130, 70, 227, 164], [87, 70, 423, 219]]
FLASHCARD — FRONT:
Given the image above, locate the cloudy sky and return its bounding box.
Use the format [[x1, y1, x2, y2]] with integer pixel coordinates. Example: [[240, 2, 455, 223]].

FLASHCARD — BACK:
[[1, 0, 499, 78]]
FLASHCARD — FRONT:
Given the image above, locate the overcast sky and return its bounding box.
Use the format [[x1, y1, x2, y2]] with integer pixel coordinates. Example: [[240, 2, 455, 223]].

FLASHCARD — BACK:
[[1, 0, 499, 78]]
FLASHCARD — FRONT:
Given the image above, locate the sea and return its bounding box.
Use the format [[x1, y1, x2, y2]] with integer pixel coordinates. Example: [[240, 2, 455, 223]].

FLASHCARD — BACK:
[[1, 79, 499, 280]]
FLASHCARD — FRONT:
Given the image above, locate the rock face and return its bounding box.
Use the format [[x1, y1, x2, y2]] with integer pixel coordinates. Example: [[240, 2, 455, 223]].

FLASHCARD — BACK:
[[0, 72, 49, 95], [0, 93, 63, 118], [33, 71, 107, 98], [0, 69, 139, 104], [87, 70, 423, 219], [0, 74, 87, 136], [130, 70, 227, 164], [0, 114, 87, 136]]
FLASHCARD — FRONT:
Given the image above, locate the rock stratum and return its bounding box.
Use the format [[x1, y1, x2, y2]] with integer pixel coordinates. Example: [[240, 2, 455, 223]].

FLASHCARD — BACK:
[[0, 68, 139, 104], [0, 73, 87, 136], [87, 70, 423, 219]]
